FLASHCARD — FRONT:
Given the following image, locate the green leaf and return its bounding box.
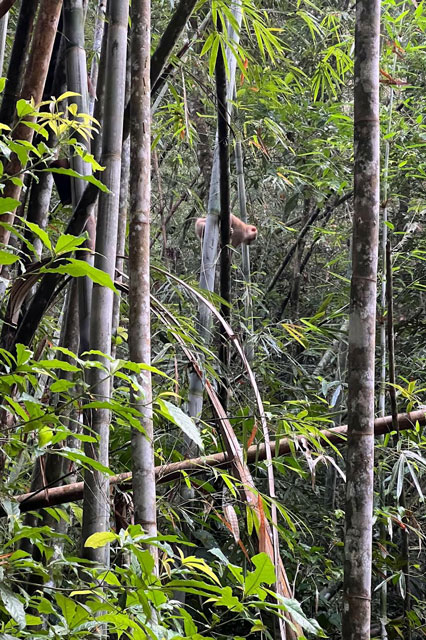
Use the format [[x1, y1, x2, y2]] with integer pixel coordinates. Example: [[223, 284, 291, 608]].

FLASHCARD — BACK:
[[55, 593, 76, 624], [200, 32, 215, 57], [273, 594, 324, 635], [36, 358, 80, 372], [244, 553, 276, 596], [212, 586, 243, 611], [50, 379, 75, 392], [209, 34, 220, 76], [9, 141, 29, 166], [56, 90, 81, 102], [58, 448, 114, 475], [155, 399, 203, 449], [15, 344, 32, 367], [41, 258, 117, 291], [54, 234, 86, 255], [84, 531, 118, 549], [24, 220, 52, 250], [0, 584, 26, 629], [45, 166, 109, 193], [16, 99, 35, 117], [0, 250, 19, 265], [0, 197, 21, 214]]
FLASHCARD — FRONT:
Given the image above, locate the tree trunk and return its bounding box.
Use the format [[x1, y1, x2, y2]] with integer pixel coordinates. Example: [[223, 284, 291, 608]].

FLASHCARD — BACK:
[[0, 0, 63, 250], [0, 10, 9, 75], [89, 0, 107, 117], [342, 1, 380, 638], [129, 0, 157, 560], [111, 52, 130, 359], [0, 0, 38, 128], [187, 1, 243, 426], [81, 0, 128, 565], [216, 26, 231, 412], [386, 241, 410, 638], [63, 0, 93, 354], [235, 139, 254, 361]]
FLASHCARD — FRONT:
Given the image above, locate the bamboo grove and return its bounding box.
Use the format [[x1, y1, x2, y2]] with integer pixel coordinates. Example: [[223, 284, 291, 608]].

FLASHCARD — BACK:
[[0, 1, 424, 639]]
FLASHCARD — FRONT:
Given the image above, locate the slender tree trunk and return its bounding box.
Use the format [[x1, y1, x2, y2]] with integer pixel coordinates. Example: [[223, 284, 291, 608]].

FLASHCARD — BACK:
[[216, 27, 231, 412], [0, 10, 8, 75], [386, 241, 410, 638], [235, 139, 254, 361], [187, 1, 242, 425], [342, 1, 380, 638], [150, 0, 198, 91], [129, 0, 157, 559], [91, 0, 109, 164], [63, 0, 94, 353], [0, 0, 63, 250], [81, 0, 128, 565], [111, 52, 130, 359], [89, 0, 107, 117], [0, 0, 16, 19], [0, 0, 38, 128]]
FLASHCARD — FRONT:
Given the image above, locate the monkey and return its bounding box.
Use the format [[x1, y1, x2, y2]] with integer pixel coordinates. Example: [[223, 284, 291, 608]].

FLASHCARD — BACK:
[[49, 158, 72, 205], [195, 214, 257, 248]]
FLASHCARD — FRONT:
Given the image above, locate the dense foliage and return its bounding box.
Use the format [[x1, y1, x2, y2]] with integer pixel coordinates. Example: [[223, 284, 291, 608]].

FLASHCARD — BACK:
[[0, 0, 424, 638]]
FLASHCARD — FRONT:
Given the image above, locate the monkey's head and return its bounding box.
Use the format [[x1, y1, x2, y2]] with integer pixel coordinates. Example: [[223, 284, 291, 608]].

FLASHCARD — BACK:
[[245, 225, 257, 244]]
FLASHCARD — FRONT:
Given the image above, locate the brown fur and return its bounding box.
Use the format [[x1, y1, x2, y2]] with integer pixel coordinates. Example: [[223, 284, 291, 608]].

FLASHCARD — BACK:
[[195, 214, 257, 248]]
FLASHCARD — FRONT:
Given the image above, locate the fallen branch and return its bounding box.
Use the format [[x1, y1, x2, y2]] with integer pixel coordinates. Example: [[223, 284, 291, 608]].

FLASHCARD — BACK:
[[4, 409, 424, 517]]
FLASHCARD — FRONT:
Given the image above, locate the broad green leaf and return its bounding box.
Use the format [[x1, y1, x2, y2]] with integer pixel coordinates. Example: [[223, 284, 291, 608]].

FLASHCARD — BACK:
[[179, 607, 198, 635], [0, 250, 19, 265], [15, 344, 32, 367], [134, 549, 155, 576], [58, 448, 114, 475], [210, 586, 243, 611], [16, 99, 35, 117], [50, 379, 76, 392], [84, 531, 118, 549], [55, 593, 76, 624], [9, 141, 29, 166], [44, 166, 109, 192], [0, 584, 26, 629], [41, 259, 117, 291], [38, 426, 53, 447], [36, 358, 80, 372], [24, 220, 52, 250], [272, 593, 324, 634], [54, 233, 86, 255], [56, 90, 81, 102], [244, 552, 276, 596], [155, 399, 203, 449], [0, 197, 21, 214]]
